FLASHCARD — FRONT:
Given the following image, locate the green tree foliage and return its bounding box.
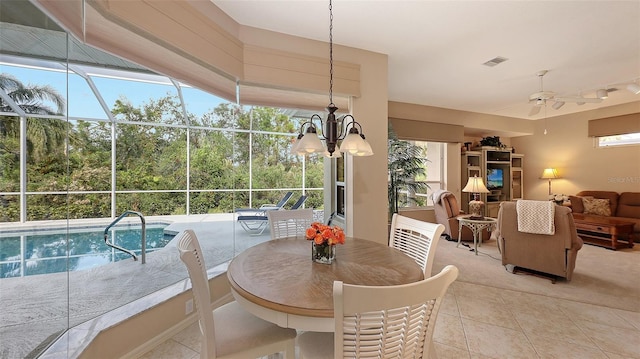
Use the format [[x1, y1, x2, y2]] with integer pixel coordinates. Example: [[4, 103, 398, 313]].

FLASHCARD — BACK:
[[0, 74, 70, 220], [1, 75, 323, 221], [388, 127, 428, 219]]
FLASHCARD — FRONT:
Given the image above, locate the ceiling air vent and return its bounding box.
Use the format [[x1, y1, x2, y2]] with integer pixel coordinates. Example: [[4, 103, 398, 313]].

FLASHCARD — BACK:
[[482, 56, 509, 67]]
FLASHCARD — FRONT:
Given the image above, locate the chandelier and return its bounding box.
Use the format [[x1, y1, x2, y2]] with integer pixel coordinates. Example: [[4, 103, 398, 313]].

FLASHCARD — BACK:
[[290, 0, 372, 158]]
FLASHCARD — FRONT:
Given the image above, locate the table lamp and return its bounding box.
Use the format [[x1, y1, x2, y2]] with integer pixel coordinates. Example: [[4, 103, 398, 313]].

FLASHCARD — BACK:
[[540, 168, 560, 195], [462, 175, 490, 220]]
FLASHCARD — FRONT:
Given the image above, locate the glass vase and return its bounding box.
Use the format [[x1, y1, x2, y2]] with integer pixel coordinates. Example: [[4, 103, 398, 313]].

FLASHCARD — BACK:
[[312, 242, 336, 264]]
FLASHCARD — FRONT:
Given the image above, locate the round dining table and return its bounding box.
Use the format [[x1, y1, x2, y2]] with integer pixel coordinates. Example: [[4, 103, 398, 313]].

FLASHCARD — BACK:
[[227, 237, 424, 332]]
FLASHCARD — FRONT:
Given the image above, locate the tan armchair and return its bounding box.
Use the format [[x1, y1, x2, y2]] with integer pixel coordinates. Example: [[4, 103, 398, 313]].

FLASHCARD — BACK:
[[433, 191, 489, 242], [497, 201, 583, 281]]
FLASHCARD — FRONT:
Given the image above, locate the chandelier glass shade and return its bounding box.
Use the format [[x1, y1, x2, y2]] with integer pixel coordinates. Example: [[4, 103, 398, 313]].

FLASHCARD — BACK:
[[290, 0, 372, 158]]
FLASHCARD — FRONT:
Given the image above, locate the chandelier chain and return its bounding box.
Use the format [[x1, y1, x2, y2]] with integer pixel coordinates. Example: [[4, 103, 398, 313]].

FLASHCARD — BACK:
[[290, 0, 372, 157], [329, 0, 333, 106]]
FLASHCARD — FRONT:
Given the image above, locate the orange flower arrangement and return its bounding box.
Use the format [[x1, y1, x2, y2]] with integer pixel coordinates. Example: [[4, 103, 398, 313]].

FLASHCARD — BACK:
[[305, 222, 345, 246]]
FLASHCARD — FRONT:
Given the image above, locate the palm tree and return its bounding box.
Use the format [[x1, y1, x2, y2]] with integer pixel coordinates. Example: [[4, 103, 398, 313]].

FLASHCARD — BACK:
[[388, 127, 428, 220], [0, 73, 67, 161]]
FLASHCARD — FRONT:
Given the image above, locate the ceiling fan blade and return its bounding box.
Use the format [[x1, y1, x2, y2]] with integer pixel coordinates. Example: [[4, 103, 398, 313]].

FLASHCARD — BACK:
[[555, 97, 602, 103], [528, 106, 541, 116]]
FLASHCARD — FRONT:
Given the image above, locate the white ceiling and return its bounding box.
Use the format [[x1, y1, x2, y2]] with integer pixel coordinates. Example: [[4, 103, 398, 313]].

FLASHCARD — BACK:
[[213, 0, 640, 121]]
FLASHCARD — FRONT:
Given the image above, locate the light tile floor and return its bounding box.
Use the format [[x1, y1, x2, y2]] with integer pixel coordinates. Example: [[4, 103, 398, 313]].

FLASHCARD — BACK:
[[138, 280, 640, 359]]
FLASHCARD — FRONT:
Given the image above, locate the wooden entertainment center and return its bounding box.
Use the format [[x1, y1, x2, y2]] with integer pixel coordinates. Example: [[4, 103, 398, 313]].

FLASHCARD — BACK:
[[461, 147, 524, 218]]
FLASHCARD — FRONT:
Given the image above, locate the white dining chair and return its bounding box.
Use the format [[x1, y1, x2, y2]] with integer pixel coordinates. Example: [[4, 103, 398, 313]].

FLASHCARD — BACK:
[[297, 265, 459, 359], [389, 213, 445, 277], [268, 208, 314, 240], [176, 229, 297, 359]]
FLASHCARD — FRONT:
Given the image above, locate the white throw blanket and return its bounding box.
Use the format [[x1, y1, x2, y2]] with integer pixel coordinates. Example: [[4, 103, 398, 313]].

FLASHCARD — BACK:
[[430, 189, 451, 204], [516, 200, 555, 235]]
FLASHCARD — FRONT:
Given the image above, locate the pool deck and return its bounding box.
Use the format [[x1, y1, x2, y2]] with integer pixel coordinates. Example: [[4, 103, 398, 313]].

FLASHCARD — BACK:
[[0, 213, 288, 359]]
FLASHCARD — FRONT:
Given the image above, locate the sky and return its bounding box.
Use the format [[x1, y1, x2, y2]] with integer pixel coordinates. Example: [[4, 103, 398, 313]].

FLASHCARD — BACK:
[[1, 62, 226, 120]]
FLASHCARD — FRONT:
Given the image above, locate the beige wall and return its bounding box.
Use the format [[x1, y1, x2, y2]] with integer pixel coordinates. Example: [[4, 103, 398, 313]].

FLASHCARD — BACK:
[[389, 101, 535, 138], [511, 102, 640, 200], [238, 28, 390, 242]]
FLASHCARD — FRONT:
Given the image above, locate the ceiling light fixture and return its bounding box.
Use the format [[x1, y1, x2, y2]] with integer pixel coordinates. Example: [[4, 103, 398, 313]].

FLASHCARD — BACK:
[[596, 89, 609, 99], [552, 101, 565, 110], [627, 83, 640, 95], [290, 0, 372, 158]]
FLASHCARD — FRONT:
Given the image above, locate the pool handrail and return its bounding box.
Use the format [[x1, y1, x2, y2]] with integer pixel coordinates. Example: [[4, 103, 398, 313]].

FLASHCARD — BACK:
[[104, 210, 146, 264]]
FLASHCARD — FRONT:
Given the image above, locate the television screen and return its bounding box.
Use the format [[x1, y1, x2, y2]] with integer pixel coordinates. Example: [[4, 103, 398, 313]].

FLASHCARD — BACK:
[[487, 168, 504, 189]]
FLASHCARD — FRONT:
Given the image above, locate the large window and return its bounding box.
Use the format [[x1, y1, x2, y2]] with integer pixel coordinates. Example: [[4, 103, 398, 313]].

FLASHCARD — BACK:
[[0, 59, 323, 222]]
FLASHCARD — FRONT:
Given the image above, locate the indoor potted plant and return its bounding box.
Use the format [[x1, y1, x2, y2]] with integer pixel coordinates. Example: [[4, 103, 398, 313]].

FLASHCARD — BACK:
[[387, 127, 429, 221]]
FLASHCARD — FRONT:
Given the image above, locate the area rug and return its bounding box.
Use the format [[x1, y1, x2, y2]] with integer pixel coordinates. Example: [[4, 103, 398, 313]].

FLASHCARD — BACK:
[[432, 238, 640, 313]]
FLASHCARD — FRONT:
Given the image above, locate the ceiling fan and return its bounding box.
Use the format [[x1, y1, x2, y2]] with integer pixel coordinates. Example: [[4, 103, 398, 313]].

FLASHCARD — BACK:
[[528, 70, 602, 116]]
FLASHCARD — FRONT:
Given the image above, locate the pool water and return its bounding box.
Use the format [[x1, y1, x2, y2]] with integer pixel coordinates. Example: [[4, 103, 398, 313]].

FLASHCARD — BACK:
[[0, 224, 174, 278]]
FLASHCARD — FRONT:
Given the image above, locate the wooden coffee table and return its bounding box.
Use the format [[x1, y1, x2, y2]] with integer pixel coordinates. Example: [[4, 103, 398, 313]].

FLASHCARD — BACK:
[[572, 213, 635, 250]]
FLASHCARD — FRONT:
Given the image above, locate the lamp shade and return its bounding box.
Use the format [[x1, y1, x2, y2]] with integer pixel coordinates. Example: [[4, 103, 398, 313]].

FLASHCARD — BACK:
[[352, 139, 373, 157], [462, 176, 490, 194], [540, 168, 560, 179], [297, 131, 325, 154], [339, 132, 369, 155], [290, 135, 303, 155], [354, 138, 373, 156]]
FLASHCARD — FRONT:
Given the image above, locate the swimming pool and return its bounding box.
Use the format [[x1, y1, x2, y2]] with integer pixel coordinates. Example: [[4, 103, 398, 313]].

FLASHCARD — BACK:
[[0, 224, 174, 278]]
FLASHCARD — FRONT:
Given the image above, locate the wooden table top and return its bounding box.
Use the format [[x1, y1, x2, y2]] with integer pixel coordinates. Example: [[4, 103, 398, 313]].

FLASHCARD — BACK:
[[227, 237, 423, 318]]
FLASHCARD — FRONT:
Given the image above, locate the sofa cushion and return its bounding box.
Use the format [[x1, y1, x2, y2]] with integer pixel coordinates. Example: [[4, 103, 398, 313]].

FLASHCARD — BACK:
[[569, 195, 585, 213], [576, 191, 618, 217], [617, 192, 640, 219], [582, 197, 611, 216]]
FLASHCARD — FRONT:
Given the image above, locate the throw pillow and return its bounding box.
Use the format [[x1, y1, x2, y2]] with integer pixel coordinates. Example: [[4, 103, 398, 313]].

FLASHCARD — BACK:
[[582, 197, 611, 216]]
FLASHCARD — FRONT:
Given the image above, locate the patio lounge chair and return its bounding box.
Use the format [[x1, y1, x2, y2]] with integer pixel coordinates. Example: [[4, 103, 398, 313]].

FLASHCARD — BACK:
[[237, 194, 307, 235], [236, 192, 292, 235], [289, 195, 307, 210], [234, 191, 293, 215]]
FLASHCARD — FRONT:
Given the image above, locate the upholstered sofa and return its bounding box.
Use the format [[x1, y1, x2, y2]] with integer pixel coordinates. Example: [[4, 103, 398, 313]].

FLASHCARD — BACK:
[[497, 201, 583, 281], [569, 191, 640, 236]]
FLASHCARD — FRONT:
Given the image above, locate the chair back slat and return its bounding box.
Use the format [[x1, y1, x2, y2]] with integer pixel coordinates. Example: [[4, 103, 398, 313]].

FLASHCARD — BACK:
[[268, 209, 314, 240], [335, 265, 458, 359], [389, 213, 445, 277]]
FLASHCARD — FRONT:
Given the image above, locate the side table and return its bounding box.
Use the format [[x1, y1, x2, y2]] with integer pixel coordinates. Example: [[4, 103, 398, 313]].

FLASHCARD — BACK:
[[457, 215, 497, 255]]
